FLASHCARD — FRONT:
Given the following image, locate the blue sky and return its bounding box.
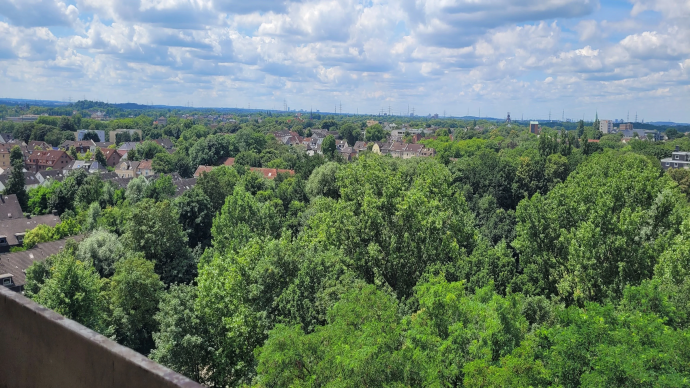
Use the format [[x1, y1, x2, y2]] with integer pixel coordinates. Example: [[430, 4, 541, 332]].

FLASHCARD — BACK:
[[1, 0, 689, 121]]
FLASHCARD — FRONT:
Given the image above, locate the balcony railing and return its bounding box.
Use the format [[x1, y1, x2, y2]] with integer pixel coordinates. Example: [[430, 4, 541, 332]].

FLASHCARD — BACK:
[[0, 286, 203, 388]]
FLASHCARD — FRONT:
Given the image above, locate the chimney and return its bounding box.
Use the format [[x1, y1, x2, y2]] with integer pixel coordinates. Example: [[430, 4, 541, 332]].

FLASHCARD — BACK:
[[676, 146, 680, 152]]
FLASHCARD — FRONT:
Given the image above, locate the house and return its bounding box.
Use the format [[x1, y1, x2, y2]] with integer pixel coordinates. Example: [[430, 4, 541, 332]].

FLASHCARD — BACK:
[[0, 214, 62, 253], [155, 117, 167, 126], [0, 144, 28, 169], [193, 165, 214, 178], [75, 130, 106, 143], [0, 172, 40, 192], [115, 161, 140, 178], [95, 142, 115, 149], [339, 146, 356, 161], [137, 160, 154, 177], [661, 146, 690, 170], [25, 151, 72, 173], [249, 167, 295, 179], [0, 195, 24, 221], [100, 148, 122, 167], [64, 160, 107, 174], [61, 140, 97, 154], [0, 133, 15, 143], [353, 141, 368, 154], [153, 138, 174, 150], [0, 236, 83, 291], [28, 141, 52, 151], [36, 170, 66, 185], [173, 178, 197, 197], [222, 157, 235, 166], [366, 120, 380, 127], [109, 129, 143, 143], [118, 142, 140, 152]]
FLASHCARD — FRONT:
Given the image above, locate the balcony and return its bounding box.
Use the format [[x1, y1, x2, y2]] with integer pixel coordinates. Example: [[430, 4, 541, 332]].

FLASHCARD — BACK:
[[0, 286, 203, 388]]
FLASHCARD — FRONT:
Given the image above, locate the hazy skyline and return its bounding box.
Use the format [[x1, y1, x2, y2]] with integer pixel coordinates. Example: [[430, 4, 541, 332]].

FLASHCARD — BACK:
[[1, 0, 689, 122]]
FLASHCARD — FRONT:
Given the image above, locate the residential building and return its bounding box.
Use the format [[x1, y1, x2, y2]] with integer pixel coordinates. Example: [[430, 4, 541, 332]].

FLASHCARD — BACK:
[[530, 121, 541, 135], [0, 236, 83, 291], [599, 120, 613, 134], [155, 117, 167, 126], [115, 161, 140, 178], [661, 146, 690, 170], [75, 130, 106, 143], [28, 141, 52, 150], [25, 151, 72, 173], [353, 141, 368, 154], [0, 133, 15, 143], [109, 129, 143, 143], [0, 195, 24, 220], [0, 213, 61, 252], [193, 165, 214, 178], [36, 169, 66, 185], [100, 148, 122, 167], [64, 160, 107, 174], [137, 160, 154, 177], [619, 123, 634, 131], [61, 140, 97, 154], [153, 138, 174, 150]]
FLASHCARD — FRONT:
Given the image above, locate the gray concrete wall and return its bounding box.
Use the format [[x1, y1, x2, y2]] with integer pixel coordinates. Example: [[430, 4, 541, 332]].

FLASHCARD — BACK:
[[0, 286, 203, 388]]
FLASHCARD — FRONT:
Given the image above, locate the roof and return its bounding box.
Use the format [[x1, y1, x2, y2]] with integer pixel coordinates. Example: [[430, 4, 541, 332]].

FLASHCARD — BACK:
[[138, 160, 152, 170], [0, 214, 61, 246], [194, 166, 214, 177], [173, 178, 197, 197], [153, 138, 174, 149], [0, 236, 84, 289], [118, 142, 141, 151], [27, 150, 71, 166], [249, 167, 295, 179], [219, 157, 235, 166], [116, 160, 140, 171], [101, 148, 120, 160], [61, 140, 96, 149], [0, 195, 24, 220]]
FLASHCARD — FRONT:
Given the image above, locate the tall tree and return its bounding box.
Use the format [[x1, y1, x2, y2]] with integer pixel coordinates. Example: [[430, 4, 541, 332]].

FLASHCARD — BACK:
[[322, 134, 336, 158], [4, 145, 28, 211], [94, 147, 107, 167]]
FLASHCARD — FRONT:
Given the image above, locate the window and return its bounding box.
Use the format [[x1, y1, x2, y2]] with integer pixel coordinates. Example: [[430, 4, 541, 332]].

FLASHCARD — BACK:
[[666, 162, 670, 166], [2, 278, 11, 286], [674, 163, 678, 168], [675, 155, 679, 160]]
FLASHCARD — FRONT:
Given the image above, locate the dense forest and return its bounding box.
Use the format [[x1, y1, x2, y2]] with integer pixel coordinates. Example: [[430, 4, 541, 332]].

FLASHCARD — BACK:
[[4, 107, 690, 387]]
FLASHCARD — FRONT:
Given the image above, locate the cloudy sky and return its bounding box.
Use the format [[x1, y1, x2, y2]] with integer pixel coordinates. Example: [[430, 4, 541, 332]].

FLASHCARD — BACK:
[[1, 0, 689, 121]]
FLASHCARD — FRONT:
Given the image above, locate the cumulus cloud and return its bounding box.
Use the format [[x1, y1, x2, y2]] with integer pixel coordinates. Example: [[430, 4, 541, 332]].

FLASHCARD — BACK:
[[404, 0, 598, 47], [0, 0, 79, 27], [0, 0, 689, 121]]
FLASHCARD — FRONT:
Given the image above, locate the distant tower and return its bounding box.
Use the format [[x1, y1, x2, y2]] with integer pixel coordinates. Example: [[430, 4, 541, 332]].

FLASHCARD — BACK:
[[506, 112, 511, 124]]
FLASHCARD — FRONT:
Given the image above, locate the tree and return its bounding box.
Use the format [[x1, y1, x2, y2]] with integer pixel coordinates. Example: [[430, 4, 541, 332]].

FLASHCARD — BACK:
[[305, 162, 340, 199], [82, 130, 100, 142], [174, 188, 213, 248], [151, 285, 211, 383], [513, 152, 685, 304], [577, 119, 585, 138], [121, 199, 195, 284], [108, 256, 164, 354], [339, 122, 359, 146], [94, 148, 107, 167], [125, 176, 149, 204], [4, 146, 28, 210], [75, 229, 126, 277], [365, 124, 385, 141], [189, 134, 231, 167], [59, 116, 77, 132], [68, 145, 78, 160], [322, 134, 336, 158], [196, 166, 239, 214], [33, 252, 106, 332]]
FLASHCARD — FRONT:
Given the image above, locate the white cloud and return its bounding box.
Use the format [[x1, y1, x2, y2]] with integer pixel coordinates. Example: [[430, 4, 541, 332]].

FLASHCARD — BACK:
[[0, 0, 79, 27], [0, 0, 689, 121]]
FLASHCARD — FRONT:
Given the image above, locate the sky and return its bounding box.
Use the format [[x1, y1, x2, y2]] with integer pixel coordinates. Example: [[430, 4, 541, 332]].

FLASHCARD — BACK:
[[0, 0, 689, 122]]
